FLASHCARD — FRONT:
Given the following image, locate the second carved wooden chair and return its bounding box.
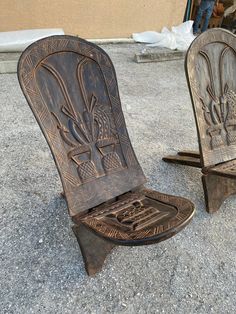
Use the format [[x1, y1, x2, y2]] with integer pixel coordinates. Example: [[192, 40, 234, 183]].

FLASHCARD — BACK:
[[18, 35, 194, 275], [163, 29, 236, 213]]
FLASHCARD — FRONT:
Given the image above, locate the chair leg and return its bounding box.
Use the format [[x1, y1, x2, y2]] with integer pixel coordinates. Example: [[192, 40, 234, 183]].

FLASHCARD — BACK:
[[72, 223, 116, 276], [163, 150, 201, 168], [202, 174, 236, 213]]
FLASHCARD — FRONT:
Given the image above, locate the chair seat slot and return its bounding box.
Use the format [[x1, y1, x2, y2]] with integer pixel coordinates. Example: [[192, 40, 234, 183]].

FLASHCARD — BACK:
[[208, 159, 236, 179], [163, 153, 201, 168], [177, 151, 200, 158]]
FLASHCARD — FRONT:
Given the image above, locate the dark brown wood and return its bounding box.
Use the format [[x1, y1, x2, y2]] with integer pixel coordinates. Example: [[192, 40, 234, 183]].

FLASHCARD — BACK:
[[202, 173, 236, 213], [186, 28, 236, 168], [72, 223, 115, 276], [177, 151, 200, 158], [163, 29, 236, 213], [163, 154, 201, 168], [18, 35, 195, 275], [81, 188, 194, 246], [18, 35, 146, 216], [208, 159, 236, 179]]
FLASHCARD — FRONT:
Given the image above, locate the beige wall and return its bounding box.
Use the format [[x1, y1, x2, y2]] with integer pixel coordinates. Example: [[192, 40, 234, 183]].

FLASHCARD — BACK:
[[0, 0, 186, 38]]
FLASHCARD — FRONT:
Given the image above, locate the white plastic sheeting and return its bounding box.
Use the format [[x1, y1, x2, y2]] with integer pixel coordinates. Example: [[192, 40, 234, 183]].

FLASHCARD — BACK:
[[0, 29, 64, 52], [224, 3, 236, 17], [132, 21, 195, 51]]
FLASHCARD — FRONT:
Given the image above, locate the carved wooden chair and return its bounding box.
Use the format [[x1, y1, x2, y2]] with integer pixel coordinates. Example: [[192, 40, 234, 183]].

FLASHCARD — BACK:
[[18, 35, 194, 275], [163, 29, 236, 214]]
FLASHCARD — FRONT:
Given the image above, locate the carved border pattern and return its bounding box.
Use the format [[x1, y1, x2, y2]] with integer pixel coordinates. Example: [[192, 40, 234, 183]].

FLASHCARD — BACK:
[[18, 36, 143, 215], [19, 36, 138, 185], [186, 29, 236, 167], [82, 189, 194, 241]]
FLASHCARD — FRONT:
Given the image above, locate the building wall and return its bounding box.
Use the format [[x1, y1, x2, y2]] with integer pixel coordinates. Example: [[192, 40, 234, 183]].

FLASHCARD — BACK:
[[0, 0, 186, 38]]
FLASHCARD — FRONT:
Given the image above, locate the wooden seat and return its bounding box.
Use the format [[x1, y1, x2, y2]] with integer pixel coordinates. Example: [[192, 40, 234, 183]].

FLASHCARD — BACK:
[[18, 35, 194, 275], [80, 189, 193, 245], [163, 28, 236, 214]]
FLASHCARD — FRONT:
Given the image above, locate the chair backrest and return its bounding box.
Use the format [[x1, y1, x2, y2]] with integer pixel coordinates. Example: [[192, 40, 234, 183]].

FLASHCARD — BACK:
[[18, 35, 146, 216], [185, 29, 236, 167]]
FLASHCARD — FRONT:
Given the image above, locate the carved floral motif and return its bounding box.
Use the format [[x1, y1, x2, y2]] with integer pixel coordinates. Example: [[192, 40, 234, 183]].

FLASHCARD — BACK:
[[41, 58, 123, 183], [199, 47, 236, 150]]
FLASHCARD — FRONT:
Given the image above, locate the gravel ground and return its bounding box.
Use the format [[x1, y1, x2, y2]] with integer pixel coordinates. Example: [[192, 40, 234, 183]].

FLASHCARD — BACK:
[[0, 43, 235, 314]]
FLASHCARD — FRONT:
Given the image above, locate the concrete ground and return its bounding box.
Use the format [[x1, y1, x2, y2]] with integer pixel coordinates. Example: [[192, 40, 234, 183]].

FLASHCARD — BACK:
[[0, 43, 235, 314]]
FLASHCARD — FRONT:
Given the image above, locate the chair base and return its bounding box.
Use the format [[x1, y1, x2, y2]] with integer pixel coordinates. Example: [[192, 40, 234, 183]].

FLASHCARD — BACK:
[[163, 150, 236, 213], [72, 189, 194, 275], [202, 173, 236, 213], [72, 223, 115, 276]]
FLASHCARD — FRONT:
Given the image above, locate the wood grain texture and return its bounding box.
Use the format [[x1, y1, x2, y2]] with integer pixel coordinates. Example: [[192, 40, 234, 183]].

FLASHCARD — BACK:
[[72, 223, 115, 276], [18, 35, 195, 275], [81, 188, 194, 245], [186, 28, 236, 168], [202, 173, 236, 213], [163, 153, 201, 168], [18, 35, 146, 216], [164, 29, 236, 213]]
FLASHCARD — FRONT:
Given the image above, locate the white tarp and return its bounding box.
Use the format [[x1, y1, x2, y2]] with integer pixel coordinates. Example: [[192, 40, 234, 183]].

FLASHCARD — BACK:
[[0, 29, 64, 52], [224, 3, 236, 17], [132, 21, 195, 51]]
